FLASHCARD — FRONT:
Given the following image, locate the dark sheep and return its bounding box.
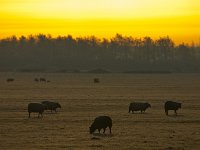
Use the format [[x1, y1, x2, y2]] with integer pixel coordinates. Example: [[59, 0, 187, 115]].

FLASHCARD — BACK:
[[28, 103, 45, 118], [34, 78, 39, 82], [89, 116, 112, 134], [41, 103, 49, 110], [7, 78, 14, 82], [41, 101, 61, 112], [94, 78, 100, 83], [40, 78, 46, 82], [129, 102, 151, 113], [165, 101, 181, 115], [41, 101, 50, 108]]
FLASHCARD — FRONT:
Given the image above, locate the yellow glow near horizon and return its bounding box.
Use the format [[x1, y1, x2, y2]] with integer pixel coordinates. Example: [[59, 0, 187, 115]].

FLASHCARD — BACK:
[[0, 0, 200, 44]]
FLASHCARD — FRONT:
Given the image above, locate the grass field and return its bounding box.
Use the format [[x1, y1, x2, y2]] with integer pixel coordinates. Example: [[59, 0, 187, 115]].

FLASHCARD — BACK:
[[0, 73, 200, 150]]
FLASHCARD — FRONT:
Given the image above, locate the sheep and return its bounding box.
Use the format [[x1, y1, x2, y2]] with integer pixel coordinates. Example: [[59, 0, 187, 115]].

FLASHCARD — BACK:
[[89, 116, 112, 134]]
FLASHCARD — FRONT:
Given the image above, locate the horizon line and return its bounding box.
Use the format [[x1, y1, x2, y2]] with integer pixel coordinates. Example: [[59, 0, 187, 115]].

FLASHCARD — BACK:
[[0, 33, 199, 46]]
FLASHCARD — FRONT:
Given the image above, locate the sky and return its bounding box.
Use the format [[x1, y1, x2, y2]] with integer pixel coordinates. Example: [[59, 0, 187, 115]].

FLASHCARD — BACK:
[[0, 0, 200, 44]]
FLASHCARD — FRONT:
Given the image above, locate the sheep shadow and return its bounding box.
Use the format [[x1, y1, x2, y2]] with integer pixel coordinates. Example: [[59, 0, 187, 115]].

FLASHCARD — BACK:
[[166, 114, 184, 118], [44, 112, 58, 115], [92, 133, 113, 138], [129, 112, 152, 115]]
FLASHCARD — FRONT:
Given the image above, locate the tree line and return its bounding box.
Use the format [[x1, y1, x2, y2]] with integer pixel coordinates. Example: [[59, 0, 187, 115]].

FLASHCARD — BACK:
[[0, 34, 199, 73]]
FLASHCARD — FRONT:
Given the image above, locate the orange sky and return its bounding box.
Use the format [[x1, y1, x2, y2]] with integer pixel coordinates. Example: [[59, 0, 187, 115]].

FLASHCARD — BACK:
[[0, 0, 200, 44]]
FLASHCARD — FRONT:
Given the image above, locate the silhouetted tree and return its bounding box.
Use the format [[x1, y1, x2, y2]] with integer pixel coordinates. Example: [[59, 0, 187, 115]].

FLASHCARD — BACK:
[[0, 34, 199, 72]]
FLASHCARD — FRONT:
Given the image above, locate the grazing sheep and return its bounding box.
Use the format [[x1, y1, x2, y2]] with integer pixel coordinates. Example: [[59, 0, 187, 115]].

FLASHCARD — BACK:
[[94, 78, 100, 83], [165, 101, 182, 115], [41, 101, 61, 112], [39, 78, 46, 82], [7, 78, 14, 82], [89, 116, 112, 134], [34, 78, 39, 82], [28, 103, 45, 118], [129, 102, 151, 113]]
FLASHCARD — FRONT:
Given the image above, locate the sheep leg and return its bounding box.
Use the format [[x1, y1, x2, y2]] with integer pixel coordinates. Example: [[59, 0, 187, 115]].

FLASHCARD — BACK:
[[109, 126, 112, 134], [175, 110, 177, 115], [98, 129, 101, 133], [103, 128, 106, 133], [165, 110, 168, 115]]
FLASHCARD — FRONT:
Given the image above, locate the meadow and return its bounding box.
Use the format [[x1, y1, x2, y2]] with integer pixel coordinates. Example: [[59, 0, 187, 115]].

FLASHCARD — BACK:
[[0, 73, 199, 150]]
